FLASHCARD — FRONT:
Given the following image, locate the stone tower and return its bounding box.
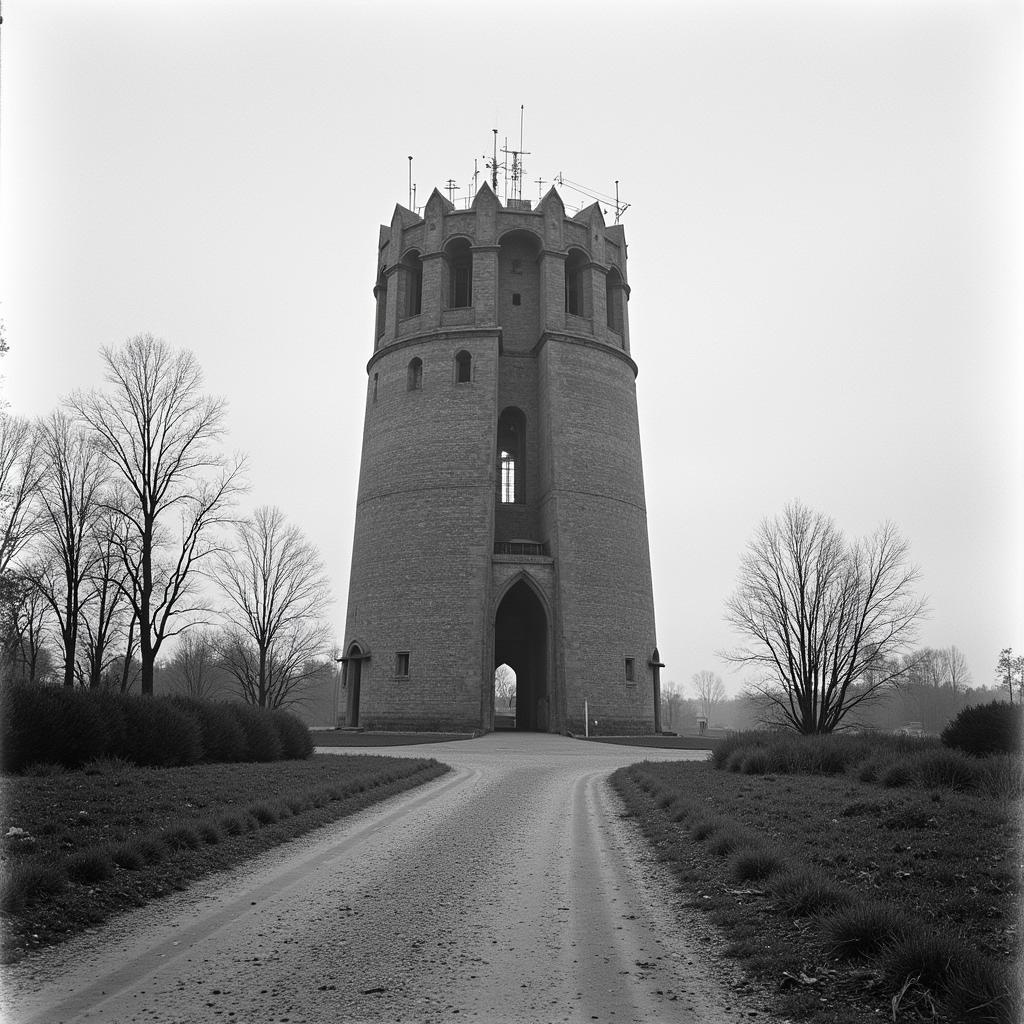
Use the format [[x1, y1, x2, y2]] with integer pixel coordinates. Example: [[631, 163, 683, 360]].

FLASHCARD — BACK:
[[340, 182, 662, 734]]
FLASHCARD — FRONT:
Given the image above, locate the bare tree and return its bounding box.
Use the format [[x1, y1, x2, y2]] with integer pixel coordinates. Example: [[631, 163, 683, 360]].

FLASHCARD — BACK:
[[5, 566, 54, 684], [494, 663, 516, 707], [71, 335, 246, 694], [996, 648, 1015, 704], [943, 645, 971, 695], [31, 411, 108, 687], [0, 414, 45, 576], [170, 627, 220, 699], [724, 501, 927, 734], [660, 679, 685, 731], [76, 511, 133, 689], [215, 506, 331, 708], [692, 670, 726, 725]]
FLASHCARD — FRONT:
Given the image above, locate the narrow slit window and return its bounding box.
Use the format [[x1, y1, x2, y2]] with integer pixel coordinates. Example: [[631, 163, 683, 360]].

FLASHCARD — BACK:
[[455, 350, 472, 383], [624, 657, 635, 682], [500, 450, 516, 504], [408, 357, 423, 391], [395, 652, 410, 677]]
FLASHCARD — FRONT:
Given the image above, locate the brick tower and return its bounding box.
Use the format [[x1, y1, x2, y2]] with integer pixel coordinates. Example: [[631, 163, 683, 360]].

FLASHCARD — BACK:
[[340, 182, 662, 734]]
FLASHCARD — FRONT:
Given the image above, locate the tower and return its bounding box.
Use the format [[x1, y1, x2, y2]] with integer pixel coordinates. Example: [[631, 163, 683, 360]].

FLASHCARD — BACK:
[[340, 182, 662, 734]]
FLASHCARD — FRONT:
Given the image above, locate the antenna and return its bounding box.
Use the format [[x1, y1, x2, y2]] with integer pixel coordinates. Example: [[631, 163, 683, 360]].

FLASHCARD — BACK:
[[445, 178, 460, 204], [553, 172, 630, 221], [407, 156, 413, 210]]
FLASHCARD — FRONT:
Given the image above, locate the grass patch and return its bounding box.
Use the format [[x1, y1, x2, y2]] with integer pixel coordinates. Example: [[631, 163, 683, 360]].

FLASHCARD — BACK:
[[612, 754, 1020, 1024], [1, 753, 448, 962]]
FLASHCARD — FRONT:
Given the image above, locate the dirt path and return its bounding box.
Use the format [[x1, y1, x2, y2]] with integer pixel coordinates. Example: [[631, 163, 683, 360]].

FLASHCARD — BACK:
[[2, 734, 779, 1023]]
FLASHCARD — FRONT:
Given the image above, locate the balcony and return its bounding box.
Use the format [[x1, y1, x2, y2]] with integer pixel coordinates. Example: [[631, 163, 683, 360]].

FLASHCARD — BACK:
[[494, 541, 548, 557]]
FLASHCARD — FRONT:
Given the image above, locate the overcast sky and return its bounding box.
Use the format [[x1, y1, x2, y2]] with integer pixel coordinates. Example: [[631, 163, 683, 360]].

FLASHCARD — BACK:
[[2, 0, 1021, 697]]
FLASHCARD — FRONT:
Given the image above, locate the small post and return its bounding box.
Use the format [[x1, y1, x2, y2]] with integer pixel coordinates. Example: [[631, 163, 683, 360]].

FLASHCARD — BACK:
[[584, 699, 589, 738]]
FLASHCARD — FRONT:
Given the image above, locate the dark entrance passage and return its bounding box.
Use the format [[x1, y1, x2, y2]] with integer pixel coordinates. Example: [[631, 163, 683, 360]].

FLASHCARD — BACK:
[[344, 644, 363, 727], [494, 580, 548, 731]]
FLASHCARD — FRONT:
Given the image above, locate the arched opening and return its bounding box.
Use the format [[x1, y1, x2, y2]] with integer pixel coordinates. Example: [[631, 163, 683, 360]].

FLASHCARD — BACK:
[[373, 269, 388, 344], [494, 580, 548, 731], [407, 356, 423, 391], [455, 349, 472, 383], [606, 266, 625, 339], [497, 407, 525, 504], [565, 248, 589, 317], [444, 237, 473, 309], [493, 663, 517, 729], [400, 249, 423, 318], [498, 229, 542, 350], [344, 643, 364, 727]]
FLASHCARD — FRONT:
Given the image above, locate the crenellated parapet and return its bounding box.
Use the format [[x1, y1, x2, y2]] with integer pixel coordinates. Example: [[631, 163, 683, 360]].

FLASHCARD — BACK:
[[371, 184, 631, 358]]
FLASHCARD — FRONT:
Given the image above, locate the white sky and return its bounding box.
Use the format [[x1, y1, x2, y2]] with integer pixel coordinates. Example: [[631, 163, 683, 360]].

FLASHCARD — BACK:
[[2, 0, 1021, 696]]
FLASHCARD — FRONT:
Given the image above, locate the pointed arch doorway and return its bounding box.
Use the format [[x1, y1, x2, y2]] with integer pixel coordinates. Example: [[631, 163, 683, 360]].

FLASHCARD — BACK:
[[494, 579, 549, 731]]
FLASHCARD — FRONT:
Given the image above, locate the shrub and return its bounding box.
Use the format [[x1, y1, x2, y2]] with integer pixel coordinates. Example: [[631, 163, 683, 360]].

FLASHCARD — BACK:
[[66, 847, 115, 884], [772, 869, 852, 916], [707, 827, 752, 856], [689, 818, 721, 841], [169, 697, 247, 763], [740, 749, 771, 775], [942, 702, 1022, 757], [110, 842, 146, 870], [228, 704, 283, 762], [120, 697, 203, 767], [83, 755, 135, 777], [197, 820, 222, 845], [881, 761, 914, 788], [250, 803, 279, 825], [220, 814, 247, 836], [268, 710, 314, 760], [975, 754, 1024, 800], [0, 862, 67, 913], [731, 848, 785, 882], [162, 825, 201, 850], [912, 748, 979, 792], [822, 902, 905, 958], [880, 929, 966, 997], [135, 837, 166, 863]]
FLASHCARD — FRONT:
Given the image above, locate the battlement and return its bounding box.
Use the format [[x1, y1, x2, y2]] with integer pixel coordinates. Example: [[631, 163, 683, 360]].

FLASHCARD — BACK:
[[371, 184, 630, 357]]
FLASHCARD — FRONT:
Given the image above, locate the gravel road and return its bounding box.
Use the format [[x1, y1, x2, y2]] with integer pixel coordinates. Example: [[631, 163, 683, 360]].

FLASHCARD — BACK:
[[2, 733, 779, 1023]]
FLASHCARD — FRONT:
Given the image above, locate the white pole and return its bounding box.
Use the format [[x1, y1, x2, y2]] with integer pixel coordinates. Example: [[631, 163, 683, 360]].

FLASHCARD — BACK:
[[584, 700, 589, 738]]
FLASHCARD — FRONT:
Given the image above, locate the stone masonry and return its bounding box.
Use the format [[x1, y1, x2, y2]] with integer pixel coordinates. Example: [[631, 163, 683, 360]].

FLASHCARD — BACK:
[[341, 182, 661, 734]]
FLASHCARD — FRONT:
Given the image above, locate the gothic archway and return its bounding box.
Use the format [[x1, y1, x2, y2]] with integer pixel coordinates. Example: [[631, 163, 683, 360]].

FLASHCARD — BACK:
[[494, 580, 549, 731]]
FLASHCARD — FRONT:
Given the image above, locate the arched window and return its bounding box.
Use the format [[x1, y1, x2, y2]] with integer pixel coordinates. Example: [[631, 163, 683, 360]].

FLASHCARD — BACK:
[[373, 269, 388, 341], [606, 267, 625, 337], [407, 357, 423, 391], [565, 249, 588, 317], [455, 350, 472, 384], [497, 407, 525, 504], [445, 237, 473, 309], [400, 249, 423, 318]]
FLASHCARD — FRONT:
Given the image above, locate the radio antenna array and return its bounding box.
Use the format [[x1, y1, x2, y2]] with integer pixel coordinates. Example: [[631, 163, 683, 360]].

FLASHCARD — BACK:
[[553, 173, 630, 223]]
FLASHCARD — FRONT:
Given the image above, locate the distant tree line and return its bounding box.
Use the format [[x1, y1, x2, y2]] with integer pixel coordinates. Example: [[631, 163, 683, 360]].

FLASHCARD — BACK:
[[0, 334, 333, 708]]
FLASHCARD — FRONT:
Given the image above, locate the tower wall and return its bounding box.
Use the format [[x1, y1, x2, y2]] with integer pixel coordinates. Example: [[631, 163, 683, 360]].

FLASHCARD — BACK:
[[343, 181, 658, 734]]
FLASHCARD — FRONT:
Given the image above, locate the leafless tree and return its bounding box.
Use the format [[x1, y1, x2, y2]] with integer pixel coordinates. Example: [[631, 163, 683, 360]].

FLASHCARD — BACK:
[[170, 627, 220, 699], [494, 663, 516, 707], [996, 648, 1015, 704], [0, 414, 45, 576], [724, 501, 927, 734], [692, 670, 726, 725], [660, 679, 685, 731], [30, 411, 108, 687], [943, 645, 971, 695], [215, 506, 331, 708], [76, 511, 133, 689], [71, 335, 246, 694], [4, 565, 54, 684]]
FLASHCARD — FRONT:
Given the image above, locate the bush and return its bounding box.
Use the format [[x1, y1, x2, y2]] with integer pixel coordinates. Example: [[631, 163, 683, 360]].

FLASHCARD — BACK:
[[169, 697, 248, 763], [772, 869, 852, 916], [268, 709, 314, 760], [731, 848, 786, 882], [822, 902, 905, 958], [0, 862, 67, 913], [120, 697, 203, 767], [942, 702, 1022, 757], [912, 748, 979, 792], [975, 754, 1024, 800], [228, 704, 283, 762], [881, 761, 914, 788], [66, 847, 115, 884]]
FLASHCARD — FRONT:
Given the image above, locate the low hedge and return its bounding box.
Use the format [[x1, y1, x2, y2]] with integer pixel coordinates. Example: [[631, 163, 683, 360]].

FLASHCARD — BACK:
[[0, 685, 313, 773], [942, 701, 1022, 757]]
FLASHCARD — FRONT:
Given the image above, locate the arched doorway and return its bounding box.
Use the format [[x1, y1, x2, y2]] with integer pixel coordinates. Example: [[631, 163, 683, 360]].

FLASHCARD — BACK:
[[344, 643, 363, 727], [494, 580, 548, 731]]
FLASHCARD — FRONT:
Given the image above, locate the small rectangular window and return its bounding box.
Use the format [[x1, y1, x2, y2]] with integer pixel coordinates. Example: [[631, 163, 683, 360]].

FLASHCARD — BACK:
[[395, 652, 410, 677], [511, 293, 521, 306], [624, 657, 635, 683]]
